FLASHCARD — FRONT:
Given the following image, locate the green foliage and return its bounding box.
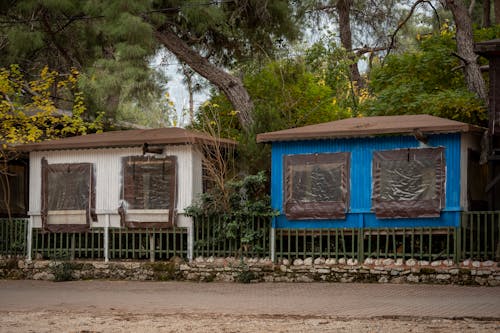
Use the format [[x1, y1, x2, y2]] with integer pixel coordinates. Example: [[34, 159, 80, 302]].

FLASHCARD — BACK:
[[175, 0, 299, 66], [474, 24, 500, 42], [186, 171, 275, 217], [192, 54, 354, 173], [52, 261, 73, 282], [236, 260, 257, 283], [187, 172, 276, 256], [1, 0, 302, 126], [0, 0, 162, 123], [148, 261, 177, 281], [304, 40, 359, 112], [247, 59, 351, 132], [0, 65, 103, 144], [360, 28, 489, 125]]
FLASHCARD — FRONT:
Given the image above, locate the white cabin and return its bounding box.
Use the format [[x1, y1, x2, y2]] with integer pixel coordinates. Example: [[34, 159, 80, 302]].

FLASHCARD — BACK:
[[18, 127, 235, 260]]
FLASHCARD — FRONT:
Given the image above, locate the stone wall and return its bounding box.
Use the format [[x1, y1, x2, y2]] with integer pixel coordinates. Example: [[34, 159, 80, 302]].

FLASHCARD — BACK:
[[0, 256, 499, 286]]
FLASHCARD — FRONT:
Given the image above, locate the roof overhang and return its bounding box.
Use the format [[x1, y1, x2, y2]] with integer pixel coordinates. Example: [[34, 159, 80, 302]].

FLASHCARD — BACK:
[[14, 128, 237, 152], [256, 115, 485, 143]]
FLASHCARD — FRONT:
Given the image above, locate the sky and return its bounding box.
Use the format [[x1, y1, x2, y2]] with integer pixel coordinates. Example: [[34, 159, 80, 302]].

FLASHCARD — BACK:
[[150, 49, 209, 128]]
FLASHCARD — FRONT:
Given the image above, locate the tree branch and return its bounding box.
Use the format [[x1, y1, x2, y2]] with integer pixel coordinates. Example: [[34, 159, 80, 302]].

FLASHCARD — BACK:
[[355, 46, 388, 57], [451, 51, 469, 64], [384, 0, 438, 62], [153, 27, 254, 130]]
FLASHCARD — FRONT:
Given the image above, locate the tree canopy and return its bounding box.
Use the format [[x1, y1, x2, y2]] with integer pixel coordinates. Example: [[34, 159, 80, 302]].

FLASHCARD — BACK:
[[0, 0, 301, 130], [2, 0, 500, 163], [0, 64, 102, 144], [360, 26, 494, 125]]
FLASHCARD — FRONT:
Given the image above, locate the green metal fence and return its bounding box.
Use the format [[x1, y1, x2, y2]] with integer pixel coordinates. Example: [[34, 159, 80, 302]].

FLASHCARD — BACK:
[[459, 211, 500, 261], [31, 227, 188, 260], [193, 214, 272, 258], [275, 227, 457, 262], [361, 227, 456, 262], [32, 228, 105, 259], [109, 227, 188, 260], [4, 211, 500, 263], [0, 218, 28, 255], [275, 228, 359, 261]]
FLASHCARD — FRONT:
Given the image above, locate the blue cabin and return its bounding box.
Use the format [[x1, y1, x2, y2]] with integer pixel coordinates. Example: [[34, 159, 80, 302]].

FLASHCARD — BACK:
[[256, 115, 486, 230]]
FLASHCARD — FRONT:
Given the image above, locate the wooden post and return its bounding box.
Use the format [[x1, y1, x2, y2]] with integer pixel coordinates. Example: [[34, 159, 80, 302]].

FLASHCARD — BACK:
[[104, 214, 109, 262], [149, 233, 155, 263]]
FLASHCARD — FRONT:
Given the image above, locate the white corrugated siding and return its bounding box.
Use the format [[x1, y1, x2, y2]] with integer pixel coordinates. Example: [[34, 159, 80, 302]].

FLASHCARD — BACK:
[[460, 133, 482, 210], [191, 147, 204, 203], [28, 145, 198, 227]]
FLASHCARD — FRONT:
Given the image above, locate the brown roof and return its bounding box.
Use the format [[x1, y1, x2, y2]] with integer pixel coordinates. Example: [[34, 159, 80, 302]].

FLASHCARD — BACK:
[[475, 39, 500, 56], [16, 127, 237, 152], [256, 115, 484, 143]]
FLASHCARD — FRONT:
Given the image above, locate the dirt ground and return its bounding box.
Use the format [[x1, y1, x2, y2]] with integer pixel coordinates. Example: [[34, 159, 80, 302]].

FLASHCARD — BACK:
[[1, 311, 499, 332], [0, 281, 499, 332]]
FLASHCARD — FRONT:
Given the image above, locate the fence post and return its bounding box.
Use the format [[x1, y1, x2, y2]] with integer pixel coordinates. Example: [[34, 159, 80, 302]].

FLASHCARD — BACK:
[[455, 213, 466, 263], [26, 217, 33, 261], [454, 226, 460, 263], [104, 214, 109, 262], [149, 231, 155, 263], [187, 223, 193, 262], [270, 226, 276, 262], [358, 228, 364, 263]]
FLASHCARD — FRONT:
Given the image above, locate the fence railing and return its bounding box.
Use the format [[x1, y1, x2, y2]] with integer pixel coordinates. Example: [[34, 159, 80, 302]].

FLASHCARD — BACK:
[[361, 227, 456, 262], [109, 228, 188, 260], [0, 218, 28, 256], [193, 214, 272, 258], [2, 211, 500, 263], [31, 227, 188, 260], [459, 211, 500, 261], [275, 227, 457, 262]]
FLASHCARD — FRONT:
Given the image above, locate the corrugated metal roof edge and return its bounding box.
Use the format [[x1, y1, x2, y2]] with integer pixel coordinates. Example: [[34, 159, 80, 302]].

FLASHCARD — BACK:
[[256, 124, 485, 143], [14, 136, 237, 152]]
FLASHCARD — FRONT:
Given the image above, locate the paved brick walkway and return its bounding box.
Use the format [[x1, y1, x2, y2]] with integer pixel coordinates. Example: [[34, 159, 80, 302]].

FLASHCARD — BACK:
[[0, 281, 499, 319]]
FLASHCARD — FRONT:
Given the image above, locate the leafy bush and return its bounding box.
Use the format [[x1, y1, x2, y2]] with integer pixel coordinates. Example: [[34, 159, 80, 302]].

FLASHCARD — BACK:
[[52, 261, 73, 282], [186, 172, 277, 256]]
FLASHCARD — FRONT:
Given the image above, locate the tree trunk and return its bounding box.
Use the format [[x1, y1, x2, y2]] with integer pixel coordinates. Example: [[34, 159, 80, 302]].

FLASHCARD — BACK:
[[483, 0, 491, 27], [155, 29, 254, 131], [443, 0, 488, 103], [495, 0, 500, 24], [336, 0, 364, 90], [181, 65, 195, 124]]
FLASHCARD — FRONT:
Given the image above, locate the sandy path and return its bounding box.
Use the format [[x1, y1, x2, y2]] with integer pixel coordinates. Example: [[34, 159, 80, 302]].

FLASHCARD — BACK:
[[0, 281, 499, 332], [1, 311, 499, 332]]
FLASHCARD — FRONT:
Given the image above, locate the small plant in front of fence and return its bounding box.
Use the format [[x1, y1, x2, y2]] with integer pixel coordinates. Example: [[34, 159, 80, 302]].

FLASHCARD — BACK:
[[49, 251, 73, 282], [52, 261, 73, 282], [148, 261, 177, 281], [236, 259, 257, 283]]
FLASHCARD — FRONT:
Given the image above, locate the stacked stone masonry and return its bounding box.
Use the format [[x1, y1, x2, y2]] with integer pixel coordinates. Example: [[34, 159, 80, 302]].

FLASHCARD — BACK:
[[0, 256, 499, 286]]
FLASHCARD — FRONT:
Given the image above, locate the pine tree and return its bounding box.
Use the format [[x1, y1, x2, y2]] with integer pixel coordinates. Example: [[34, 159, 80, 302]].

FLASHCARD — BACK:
[[1, 1, 300, 131]]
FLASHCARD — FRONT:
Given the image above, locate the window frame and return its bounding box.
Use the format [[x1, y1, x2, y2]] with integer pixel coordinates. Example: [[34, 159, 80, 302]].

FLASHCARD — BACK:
[[0, 160, 29, 218], [371, 147, 446, 219], [120, 155, 177, 229], [41, 158, 96, 232], [283, 152, 350, 220]]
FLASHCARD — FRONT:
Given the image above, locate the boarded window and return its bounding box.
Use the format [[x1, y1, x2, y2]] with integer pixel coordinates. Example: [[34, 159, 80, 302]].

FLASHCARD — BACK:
[[372, 147, 445, 218], [41, 159, 95, 232], [284, 153, 350, 220], [121, 156, 176, 228], [0, 163, 28, 217]]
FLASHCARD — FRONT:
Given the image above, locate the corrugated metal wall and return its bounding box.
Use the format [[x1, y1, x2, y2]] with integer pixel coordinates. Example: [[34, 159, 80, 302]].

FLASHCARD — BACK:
[[28, 145, 199, 228], [271, 134, 462, 228]]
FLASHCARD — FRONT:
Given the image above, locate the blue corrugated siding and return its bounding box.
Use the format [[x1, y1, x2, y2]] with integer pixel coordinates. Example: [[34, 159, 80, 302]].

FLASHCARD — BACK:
[[270, 133, 461, 228]]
